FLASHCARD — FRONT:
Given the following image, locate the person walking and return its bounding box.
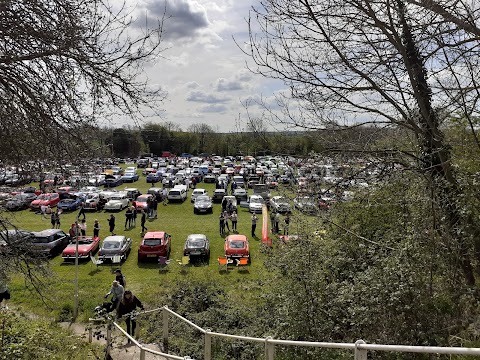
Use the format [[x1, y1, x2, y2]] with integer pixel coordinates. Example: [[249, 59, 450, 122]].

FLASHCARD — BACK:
[[140, 210, 147, 235], [108, 214, 116, 235], [55, 210, 61, 229], [125, 207, 133, 229], [152, 198, 158, 219], [104, 280, 124, 312], [251, 213, 258, 237], [283, 214, 290, 235], [223, 210, 230, 232], [231, 211, 238, 232], [93, 219, 100, 238], [274, 212, 281, 234], [77, 201, 86, 221], [131, 207, 137, 227], [51, 211, 57, 229], [116, 290, 144, 343], [79, 219, 87, 236]]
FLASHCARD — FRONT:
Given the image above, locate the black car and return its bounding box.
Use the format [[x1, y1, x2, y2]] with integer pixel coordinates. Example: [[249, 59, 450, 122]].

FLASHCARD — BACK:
[[5, 193, 37, 211], [193, 195, 213, 214], [0, 229, 34, 248], [203, 174, 217, 183], [212, 189, 227, 203], [183, 234, 210, 260], [31, 229, 70, 257]]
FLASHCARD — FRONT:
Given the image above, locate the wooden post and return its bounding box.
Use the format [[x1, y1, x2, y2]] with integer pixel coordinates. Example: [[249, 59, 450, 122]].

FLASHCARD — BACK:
[[163, 306, 169, 353], [140, 348, 146, 360], [88, 328, 92, 343]]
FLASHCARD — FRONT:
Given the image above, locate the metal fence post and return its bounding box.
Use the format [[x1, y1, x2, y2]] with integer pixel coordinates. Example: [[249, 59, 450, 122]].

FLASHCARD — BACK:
[[204, 329, 212, 360], [355, 340, 367, 360], [163, 306, 169, 353], [265, 336, 274, 360]]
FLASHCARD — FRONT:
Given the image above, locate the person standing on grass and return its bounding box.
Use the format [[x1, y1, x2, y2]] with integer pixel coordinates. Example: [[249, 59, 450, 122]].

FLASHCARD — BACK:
[[219, 211, 225, 236], [223, 210, 230, 232], [125, 207, 133, 229], [140, 210, 147, 234], [152, 198, 158, 219], [114, 268, 126, 288], [77, 201, 86, 221], [79, 219, 87, 236], [51, 211, 57, 229], [108, 214, 116, 235], [274, 212, 281, 234], [251, 213, 258, 237], [270, 210, 276, 234], [116, 290, 144, 343], [283, 214, 290, 235], [231, 211, 238, 232], [131, 207, 137, 226], [0, 276, 11, 310], [55, 210, 61, 229], [93, 219, 100, 238]]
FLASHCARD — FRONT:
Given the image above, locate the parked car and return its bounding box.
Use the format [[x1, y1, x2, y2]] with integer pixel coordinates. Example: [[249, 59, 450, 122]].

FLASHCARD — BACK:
[[233, 188, 248, 202], [191, 188, 208, 203], [121, 171, 139, 183], [137, 231, 171, 261], [6, 192, 37, 211], [167, 188, 187, 202], [98, 235, 132, 262], [212, 189, 227, 203], [203, 174, 216, 183], [84, 192, 102, 211], [269, 196, 291, 214], [147, 187, 165, 202], [193, 195, 213, 214], [31, 229, 70, 257], [62, 236, 101, 261], [125, 188, 141, 201], [57, 197, 84, 211], [146, 172, 161, 184], [133, 194, 154, 211], [183, 234, 210, 259], [0, 229, 34, 249], [104, 174, 123, 187], [103, 192, 130, 211], [224, 234, 250, 260], [293, 196, 318, 214], [248, 194, 265, 213], [30, 193, 60, 210]]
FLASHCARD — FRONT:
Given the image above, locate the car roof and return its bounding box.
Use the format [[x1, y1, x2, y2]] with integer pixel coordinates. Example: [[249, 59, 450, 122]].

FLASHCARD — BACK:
[[103, 235, 126, 242], [226, 234, 247, 241], [33, 229, 65, 236], [186, 234, 207, 241], [143, 231, 165, 238]]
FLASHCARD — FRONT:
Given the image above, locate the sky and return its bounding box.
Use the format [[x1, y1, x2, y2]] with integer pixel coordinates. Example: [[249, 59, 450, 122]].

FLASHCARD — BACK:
[[115, 0, 287, 133]]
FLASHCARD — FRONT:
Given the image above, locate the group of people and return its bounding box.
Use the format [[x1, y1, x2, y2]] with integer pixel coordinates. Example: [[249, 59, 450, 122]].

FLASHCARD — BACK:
[[219, 210, 238, 235], [102, 269, 144, 343], [270, 210, 290, 235]]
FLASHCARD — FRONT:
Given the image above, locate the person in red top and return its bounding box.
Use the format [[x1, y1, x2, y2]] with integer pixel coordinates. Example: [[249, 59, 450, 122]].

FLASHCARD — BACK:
[[116, 290, 144, 342]]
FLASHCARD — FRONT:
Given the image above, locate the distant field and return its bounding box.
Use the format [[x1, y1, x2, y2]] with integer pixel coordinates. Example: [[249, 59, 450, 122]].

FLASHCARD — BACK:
[[5, 171, 298, 321]]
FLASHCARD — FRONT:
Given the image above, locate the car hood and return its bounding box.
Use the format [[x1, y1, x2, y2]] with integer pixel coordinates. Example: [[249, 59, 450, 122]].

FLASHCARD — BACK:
[[63, 244, 94, 253], [106, 200, 125, 204]]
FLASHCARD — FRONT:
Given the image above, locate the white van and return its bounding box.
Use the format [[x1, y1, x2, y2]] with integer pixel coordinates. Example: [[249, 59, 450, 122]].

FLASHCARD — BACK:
[[168, 187, 187, 202]]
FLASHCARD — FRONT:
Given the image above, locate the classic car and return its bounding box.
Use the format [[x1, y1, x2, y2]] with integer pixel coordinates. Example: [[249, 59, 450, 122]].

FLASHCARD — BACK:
[[31, 229, 70, 257], [224, 234, 250, 260], [146, 172, 161, 184], [57, 197, 84, 211], [62, 236, 101, 260], [191, 188, 208, 202], [6, 193, 37, 211], [125, 188, 141, 201], [103, 192, 130, 211], [133, 194, 154, 211], [137, 231, 171, 261], [84, 192, 102, 211], [88, 174, 106, 186], [30, 193, 60, 210], [269, 196, 291, 214], [104, 174, 123, 187], [98, 235, 132, 262], [183, 234, 210, 259], [193, 195, 213, 214]]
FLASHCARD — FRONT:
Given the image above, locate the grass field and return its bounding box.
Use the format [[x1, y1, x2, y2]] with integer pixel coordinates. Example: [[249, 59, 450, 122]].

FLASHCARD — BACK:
[[5, 171, 293, 322]]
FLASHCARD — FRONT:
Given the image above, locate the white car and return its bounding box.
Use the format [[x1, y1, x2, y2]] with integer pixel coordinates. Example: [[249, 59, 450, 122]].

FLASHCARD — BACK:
[[191, 188, 208, 202], [248, 194, 265, 213], [104, 192, 130, 211], [167, 188, 187, 202]]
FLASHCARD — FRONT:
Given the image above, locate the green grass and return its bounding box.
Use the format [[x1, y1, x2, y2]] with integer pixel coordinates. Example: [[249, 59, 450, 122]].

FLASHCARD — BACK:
[[5, 173, 288, 322]]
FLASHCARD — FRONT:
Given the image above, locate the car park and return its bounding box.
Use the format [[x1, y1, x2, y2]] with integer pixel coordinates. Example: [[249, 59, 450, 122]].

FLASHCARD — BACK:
[[191, 188, 208, 202], [104, 174, 123, 187], [167, 187, 186, 202], [221, 195, 237, 213], [125, 188, 141, 201], [31, 229, 70, 257], [193, 195, 213, 214], [137, 231, 171, 261], [121, 171, 139, 183], [84, 192, 102, 211], [6, 192, 37, 211], [248, 194, 265, 213], [233, 188, 248, 202], [224, 234, 250, 260], [103, 192, 130, 211], [147, 187, 166, 202], [252, 183, 271, 200], [98, 235, 132, 262], [133, 194, 154, 211], [203, 174, 216, 183], [62, 236, 101, 261], [146, 172, 161, 184], [57, 197, 84, 211], [293, 196, 318, 214], [183, 234, 210, 259]]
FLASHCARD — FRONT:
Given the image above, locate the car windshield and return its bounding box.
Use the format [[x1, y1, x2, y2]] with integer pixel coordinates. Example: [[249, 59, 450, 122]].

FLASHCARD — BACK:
[[87, 194, 97, 199], [77, 238, 94, 245], [196, 196, 210, 202], [136, 197, 148, 203], [250, 197, 264, 204], [143, 239, 161, 246], [103, 241, 121, 249], [187, 239, 205, 248], [37, 195, 48, 200], [33, 236, 53, 244], [14, 194, 29, 200], [229, 240, 245, 249], [169, 191, 180, 195], [110, 196, 123, 201]]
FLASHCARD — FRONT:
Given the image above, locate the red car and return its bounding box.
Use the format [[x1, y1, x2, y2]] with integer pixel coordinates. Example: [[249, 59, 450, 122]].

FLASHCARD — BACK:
[[224, 234, 250, 260], [138, 231, 171, 261], [62, 236, 101, 261], [30, 193, 60, 210], [133, 194, 154, 211]]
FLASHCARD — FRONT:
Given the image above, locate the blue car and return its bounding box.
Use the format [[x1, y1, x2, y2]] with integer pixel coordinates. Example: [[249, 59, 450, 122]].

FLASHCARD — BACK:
[[104, 175, 123, 187], [146, 172, 160, 184], [57, 197, 84, 211], [121, 171, 139, 183]]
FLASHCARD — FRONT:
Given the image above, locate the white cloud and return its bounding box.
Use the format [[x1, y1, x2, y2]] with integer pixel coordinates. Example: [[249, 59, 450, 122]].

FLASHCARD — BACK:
[[186, 90, 230, 103]]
